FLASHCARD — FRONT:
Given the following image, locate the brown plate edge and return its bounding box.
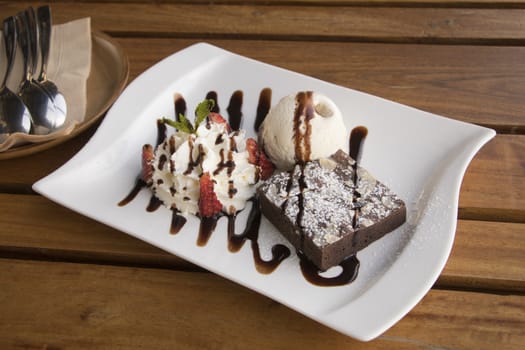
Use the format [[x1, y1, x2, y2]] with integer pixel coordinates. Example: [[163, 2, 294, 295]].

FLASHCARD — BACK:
[[0, 31, 130, 160]]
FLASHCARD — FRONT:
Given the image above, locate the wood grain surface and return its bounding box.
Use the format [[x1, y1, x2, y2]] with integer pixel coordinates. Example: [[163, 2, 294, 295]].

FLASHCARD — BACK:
[[0, 3, 525, 43], [0, 193, 523, 292], [120, 39, 525, 132], [2, 135, 523, 222], [0, 0, 523, 349], [0, 258, 523, 350]]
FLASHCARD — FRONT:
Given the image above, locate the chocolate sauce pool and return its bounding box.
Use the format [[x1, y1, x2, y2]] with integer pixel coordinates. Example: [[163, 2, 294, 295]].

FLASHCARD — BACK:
[[118, 89, 367, 286]]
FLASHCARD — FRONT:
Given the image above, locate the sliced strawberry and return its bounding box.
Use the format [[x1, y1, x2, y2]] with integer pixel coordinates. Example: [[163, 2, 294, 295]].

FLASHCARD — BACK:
[[199, 172, 223, 217], [142, 144, 154, 184], [258, 150, 275, 180], [245, 138, 275, 180], [208, 112, 231, 132], [246, 138, 259, 165]]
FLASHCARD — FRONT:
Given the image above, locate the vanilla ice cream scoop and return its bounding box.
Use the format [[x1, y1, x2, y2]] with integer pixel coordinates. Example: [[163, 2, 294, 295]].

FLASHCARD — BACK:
[[259, 91, 348, 170]]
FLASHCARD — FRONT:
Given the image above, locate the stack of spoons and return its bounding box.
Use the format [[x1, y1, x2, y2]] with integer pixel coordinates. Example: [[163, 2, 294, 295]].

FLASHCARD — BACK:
[[0, 6, 67, 143]]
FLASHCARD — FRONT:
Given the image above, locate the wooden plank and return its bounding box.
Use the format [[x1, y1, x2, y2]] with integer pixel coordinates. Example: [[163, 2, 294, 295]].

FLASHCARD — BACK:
[[1, 134, 522, 216], [117, 38, 525, 132], [1, 193, 524, 291], [0, 258, 523, 349], [0, 193, 193, 270], [2, 39, 524, 175], [40, 0, 525, 6], [459, 135, 525, 222], [1, 3, 525, 43], [1, 38, 524, 185], [439, 220, 525, 292]]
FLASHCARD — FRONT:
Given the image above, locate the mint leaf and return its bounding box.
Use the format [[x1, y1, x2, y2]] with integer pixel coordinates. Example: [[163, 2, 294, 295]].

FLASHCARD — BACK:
[[194, 99, 215, 130], [162, 116, 193, 133], [178, 113, 195, 133], [161, 99, 215, 134]]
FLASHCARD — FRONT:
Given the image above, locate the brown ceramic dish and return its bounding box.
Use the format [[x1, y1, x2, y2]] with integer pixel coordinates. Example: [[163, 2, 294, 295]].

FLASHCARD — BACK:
[[0, 31, 129, 160]]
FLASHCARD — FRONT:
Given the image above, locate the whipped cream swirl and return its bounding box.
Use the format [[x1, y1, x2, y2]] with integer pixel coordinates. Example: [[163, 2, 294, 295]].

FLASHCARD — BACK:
[[151, 118, 258, 216]]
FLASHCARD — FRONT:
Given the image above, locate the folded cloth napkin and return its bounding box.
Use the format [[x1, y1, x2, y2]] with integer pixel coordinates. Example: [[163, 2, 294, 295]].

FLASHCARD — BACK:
[[0, 17, 92, 152]]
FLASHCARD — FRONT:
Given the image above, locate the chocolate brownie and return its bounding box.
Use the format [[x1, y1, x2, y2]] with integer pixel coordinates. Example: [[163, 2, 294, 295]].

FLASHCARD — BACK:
[[257, 149, 406, 271]]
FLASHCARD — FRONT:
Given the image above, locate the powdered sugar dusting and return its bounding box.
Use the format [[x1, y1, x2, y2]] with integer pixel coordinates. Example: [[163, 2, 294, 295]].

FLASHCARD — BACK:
[[260, 150, 405, 248]]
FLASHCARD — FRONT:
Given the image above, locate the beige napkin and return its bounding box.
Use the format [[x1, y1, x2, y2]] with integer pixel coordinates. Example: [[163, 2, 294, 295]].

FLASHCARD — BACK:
[[0, 17, 92, 152]]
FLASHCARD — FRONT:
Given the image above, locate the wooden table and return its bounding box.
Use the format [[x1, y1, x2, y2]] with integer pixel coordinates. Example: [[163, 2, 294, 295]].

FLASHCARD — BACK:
[[1, 1, 524, 349]]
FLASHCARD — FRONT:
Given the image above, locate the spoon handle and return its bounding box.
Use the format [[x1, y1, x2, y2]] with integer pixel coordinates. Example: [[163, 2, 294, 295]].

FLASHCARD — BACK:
[[1, 17, 17, 89], [16, 12, 32, 87], [37, 6, 51, 82], [24, 8, 39, 78]]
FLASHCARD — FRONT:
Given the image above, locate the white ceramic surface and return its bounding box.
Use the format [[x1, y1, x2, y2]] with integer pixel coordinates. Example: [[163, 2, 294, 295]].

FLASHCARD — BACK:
[[33, 43, 495, 341]]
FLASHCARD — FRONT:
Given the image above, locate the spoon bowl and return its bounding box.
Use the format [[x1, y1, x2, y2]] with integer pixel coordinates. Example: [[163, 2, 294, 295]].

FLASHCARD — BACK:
[[18, 8, 65, 135], [36, 5, 67, 122], [0, 16, 31, 142]]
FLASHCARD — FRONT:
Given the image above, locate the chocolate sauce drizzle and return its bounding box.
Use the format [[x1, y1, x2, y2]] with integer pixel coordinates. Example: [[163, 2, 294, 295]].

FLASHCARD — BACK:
[[170, 212, 186, 234], [198, 216, 218, 246], [146, 196, 163, 212], [156, 119, 167, 147], [118, 178, 147, 207], [276, 91, 364, 287], [293, 91, 314, 164], [174, 93, 187, 122], [206, 91, 220, 113], [118, 89, 366, 287], [349, 126, 368, 229], [120, 90, 290, 275], [183, 141, 204, 176], [300, 125, 367, 286], [254, 88, 271, 132], [283, 92, 313, 253], [228, 199, 291, 274], [227, 90, 243, 131], [300, 253, 360, 286]]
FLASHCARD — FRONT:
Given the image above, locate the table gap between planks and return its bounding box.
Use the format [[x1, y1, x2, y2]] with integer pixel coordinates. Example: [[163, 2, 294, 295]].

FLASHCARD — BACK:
[[0, 1, 523, 349]]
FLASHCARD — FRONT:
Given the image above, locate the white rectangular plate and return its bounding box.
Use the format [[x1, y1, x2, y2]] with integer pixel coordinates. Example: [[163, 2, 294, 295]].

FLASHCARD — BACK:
[[33, 43, 495, 341]]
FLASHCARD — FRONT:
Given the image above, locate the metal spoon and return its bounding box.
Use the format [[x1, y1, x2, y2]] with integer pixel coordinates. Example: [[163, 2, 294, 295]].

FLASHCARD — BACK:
[[17, 8, 65, 135], [0, 16, 31, 142], [36, 6, 67, 120]]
